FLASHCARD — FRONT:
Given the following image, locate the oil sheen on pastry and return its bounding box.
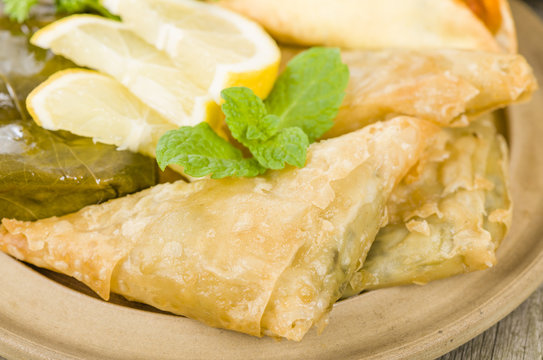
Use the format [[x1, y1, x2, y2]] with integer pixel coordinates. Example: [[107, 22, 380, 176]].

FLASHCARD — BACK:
[[279, 47, 537, 138], [0, 117, 437, 340], [218, 0, 515, 52], [345, 115, 511, 294]]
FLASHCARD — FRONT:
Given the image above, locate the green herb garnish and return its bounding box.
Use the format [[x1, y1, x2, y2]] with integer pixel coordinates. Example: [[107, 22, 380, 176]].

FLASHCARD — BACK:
[[221, 87, 309, 169], [157, 122, 266, 179], [157, 47, 349, 179], [2, 0, 118, 23]]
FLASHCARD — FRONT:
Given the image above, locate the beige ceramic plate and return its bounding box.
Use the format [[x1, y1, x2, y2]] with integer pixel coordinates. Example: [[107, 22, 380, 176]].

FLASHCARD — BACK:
[[1, 1, 542, 359]]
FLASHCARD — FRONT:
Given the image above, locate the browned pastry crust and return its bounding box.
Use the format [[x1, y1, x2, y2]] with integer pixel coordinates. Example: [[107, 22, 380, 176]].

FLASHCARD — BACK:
[[279, 47, 537, 138], [0, 117, 437, 340], [218, 0, 517, 52]]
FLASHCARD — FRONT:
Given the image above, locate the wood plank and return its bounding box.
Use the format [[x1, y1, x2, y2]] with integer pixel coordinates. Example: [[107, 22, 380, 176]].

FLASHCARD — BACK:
[[439, 285, 543, 359]]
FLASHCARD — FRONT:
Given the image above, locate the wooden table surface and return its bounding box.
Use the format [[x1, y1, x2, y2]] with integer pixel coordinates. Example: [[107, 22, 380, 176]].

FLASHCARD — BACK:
[[438, 285, 543, 359], [438, 1, 543, 359]]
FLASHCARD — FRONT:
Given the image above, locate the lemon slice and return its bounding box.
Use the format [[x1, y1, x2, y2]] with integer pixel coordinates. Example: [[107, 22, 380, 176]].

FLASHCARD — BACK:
[[101, 0, 281, 102], [27, 69, 176, 157], [31, 15, 223, 128]]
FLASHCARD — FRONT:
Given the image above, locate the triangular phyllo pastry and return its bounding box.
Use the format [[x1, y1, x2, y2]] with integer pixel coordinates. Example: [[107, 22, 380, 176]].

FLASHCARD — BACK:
[[219, 0, 516, 52], [1, 117, 436, 340], [346, 115, 511, 295], [280, 47, 536, 138]]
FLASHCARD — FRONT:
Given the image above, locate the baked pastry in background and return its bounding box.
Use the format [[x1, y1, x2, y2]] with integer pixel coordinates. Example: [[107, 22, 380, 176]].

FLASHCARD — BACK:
[[217, 0, 517, 53]]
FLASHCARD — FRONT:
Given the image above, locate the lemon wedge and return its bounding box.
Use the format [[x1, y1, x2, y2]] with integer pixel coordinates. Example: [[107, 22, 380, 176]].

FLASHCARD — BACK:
[[102, 0, 281, 102], [30, 1, 280, 128], [27, 69, 176, 157], [31, 15, 219, 128]]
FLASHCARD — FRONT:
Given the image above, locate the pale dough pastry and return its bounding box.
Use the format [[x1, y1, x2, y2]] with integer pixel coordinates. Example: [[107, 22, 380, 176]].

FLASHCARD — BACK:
[[0, 117, 437, 340], [217, 0, 516, 53], [279, 47, 537, 138], [345, 114, 511, 294]]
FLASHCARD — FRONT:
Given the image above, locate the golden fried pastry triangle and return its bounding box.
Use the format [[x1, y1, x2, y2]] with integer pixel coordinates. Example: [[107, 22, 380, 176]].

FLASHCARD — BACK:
[[0, 117, 436, 340], [217, 0, 516, 52], [279, 47, 536, 138], [345, 114, 511, 295]]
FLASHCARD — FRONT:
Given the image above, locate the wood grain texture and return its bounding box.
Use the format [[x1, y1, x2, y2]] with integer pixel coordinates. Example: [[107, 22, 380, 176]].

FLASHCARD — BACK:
[[438, 285, 543, 360], [439, 1, 543, 359], [523, 0, 543, 15]]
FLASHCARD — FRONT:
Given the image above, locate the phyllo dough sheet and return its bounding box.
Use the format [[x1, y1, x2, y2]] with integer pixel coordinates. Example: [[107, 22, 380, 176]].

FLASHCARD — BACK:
[[0, 117, 437, 340], [346, 114, 511, 294], [218, 0, 516, 53], [279, 47, 536, 138]]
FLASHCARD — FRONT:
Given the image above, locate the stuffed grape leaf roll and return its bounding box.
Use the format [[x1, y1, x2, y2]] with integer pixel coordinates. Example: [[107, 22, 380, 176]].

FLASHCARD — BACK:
[[0, 13, 158, 221]]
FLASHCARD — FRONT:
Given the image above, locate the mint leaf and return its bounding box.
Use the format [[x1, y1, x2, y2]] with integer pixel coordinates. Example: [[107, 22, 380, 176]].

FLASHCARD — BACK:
[[251, 127, 308, 169], [221, 48, 348, 171], [56, 0, 90, 12], [156, 123, 265, 179], [56, 0, 119, 20], [2, 0, 38, 22], [1, 0, 118, 22], [265, 47, 349, 141], [222, 87, 307, 169], [221, 87, 277, 142]]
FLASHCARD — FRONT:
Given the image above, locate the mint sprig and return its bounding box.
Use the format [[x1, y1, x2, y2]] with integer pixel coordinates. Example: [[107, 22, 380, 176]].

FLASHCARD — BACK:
[[156, 123, 265, 179], [2, 0, 118, 23], [266, 47, 350, 142], [221, 87, 309, 169], [2, 0, 37, 22], [156, 47, 349, 179]]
